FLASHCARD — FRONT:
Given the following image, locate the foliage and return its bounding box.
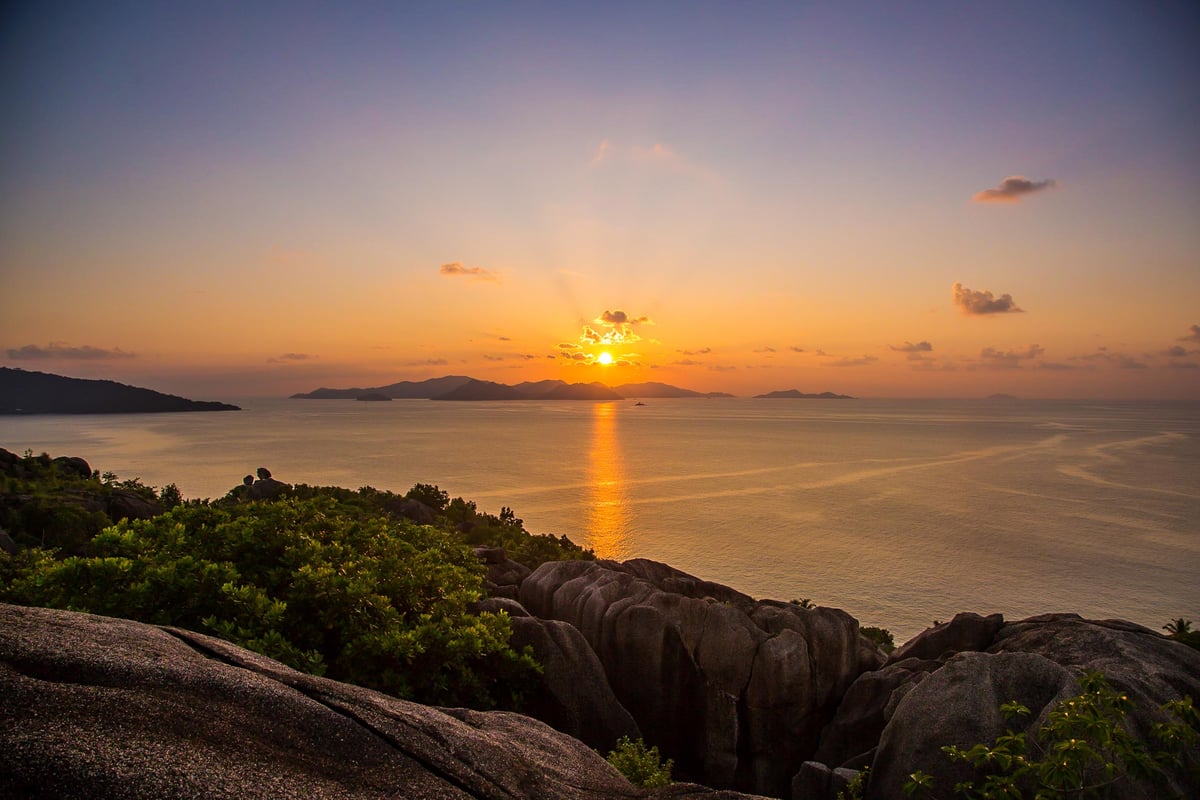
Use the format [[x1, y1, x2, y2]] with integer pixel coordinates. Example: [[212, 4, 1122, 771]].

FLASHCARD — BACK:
[[0, 497, 540, 709], [0, 450, 158, 555], [791, 598, 814, 608], [837, 767, 870, 800], [903, 671, 1199, 799], [861, 625, 896, 653], [1164, 619, 1200, 651], [406, 482, 449, 512], [284, 482, 593, 568], [606, 736, 673, 788]]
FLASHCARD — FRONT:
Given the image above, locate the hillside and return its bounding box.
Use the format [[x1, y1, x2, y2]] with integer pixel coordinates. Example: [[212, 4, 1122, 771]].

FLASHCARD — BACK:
[[0, 368, 239, 414], [615, 381, 734, 398], [753, 389, 854, 399], [292, 375, 724, 401], [290, 375, 472, 399], [435, 379, 623, 401]]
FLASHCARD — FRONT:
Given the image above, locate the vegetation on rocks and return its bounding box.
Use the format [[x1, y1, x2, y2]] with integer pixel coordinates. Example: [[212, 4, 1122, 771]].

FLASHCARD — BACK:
[[902, 672, 1199, 799], [0, 447, 593, 709], [1163, 618, 1200, 651], [606, 736, 674, 788]]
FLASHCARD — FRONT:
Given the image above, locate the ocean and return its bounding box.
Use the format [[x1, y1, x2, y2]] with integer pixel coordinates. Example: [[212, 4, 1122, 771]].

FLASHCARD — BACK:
[[3, 397, 1197, 642]]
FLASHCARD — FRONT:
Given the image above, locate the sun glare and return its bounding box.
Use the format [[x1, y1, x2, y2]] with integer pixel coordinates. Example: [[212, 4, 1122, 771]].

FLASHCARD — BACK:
[[597, 351, 614, 365]]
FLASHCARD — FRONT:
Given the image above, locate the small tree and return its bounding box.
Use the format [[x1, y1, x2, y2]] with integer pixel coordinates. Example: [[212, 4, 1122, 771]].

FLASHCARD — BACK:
[[606, 736, 673, 788], [1163, 618, 1192, 636]]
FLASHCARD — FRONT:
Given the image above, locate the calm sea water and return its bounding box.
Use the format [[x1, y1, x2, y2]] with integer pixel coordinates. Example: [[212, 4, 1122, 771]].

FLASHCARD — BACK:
[[3, 398, 1198, 642]]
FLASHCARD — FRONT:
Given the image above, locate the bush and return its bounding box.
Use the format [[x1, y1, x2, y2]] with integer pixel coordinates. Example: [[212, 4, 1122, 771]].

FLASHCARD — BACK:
[[861, 625, 895, 653], [606, 736, 673, 788], [0, 497, 540, 709], [903, 671, 1198, 798]]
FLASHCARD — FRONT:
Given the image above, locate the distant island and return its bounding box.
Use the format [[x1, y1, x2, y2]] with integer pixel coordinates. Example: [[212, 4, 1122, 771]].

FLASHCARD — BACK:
[[754, 389, 854, 399], [291, 375, 473, 400], [355, 393, 392, 402], [0, 368, 240, 414], [292, 375, 727, 401], [614, 381, 734, 398]]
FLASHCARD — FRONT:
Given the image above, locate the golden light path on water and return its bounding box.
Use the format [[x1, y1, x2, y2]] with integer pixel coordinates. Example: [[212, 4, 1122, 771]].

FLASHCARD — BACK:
[[586, 402, 629, 560]]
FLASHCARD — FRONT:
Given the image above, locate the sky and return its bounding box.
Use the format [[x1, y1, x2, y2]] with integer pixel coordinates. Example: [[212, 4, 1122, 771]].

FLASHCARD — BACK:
[[2, 1, 1198, 399]]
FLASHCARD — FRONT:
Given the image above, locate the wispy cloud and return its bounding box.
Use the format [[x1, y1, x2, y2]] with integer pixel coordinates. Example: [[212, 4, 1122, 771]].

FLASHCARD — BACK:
[[1075, 350, 1147, 369], [267, 352, 317, 363], [6, 342, 136, 360], [825, 355, 879, 367], [973, 176, 1058, 203], [753, 346, 777, 354], [597, 310, 651, 326], [890, 340, 933, 353], [953, 283, 1024, 315], [590, 138, 610, 165], [1179, 324, 1200, 342], [678, 347, 712, 356], [404, 358, 449, 367], [979, 344, 1045, 369], [789, 346, 806, 353], [440, 262, 497, 282]]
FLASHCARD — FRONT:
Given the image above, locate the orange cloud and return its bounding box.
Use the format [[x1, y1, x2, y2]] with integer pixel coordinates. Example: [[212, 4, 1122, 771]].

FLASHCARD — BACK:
[[979, 344, 1045, 369], [973, 176, 1057, 203], [267, 352, 317, 363], [439, 262, 497, 281], [953, 283, 1024, 315], [578, 309, 652, 347], [6, 342, 136, 360]]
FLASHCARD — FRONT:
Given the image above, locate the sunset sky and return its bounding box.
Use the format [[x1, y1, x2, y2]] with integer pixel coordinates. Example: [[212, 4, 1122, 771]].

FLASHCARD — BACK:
[[2, 2, 1198, 399]]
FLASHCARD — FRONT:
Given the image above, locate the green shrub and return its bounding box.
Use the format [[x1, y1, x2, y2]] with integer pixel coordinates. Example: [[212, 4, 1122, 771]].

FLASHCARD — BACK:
[[861, 626, 895, 653], [1164, 618, 1200, 651], [0, 497, 539, 709], [606, 736, 673, 788], [903, 671, 1198, 799]]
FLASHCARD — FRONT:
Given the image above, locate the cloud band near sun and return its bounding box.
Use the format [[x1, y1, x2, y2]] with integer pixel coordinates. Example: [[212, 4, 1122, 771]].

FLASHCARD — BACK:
[[578, 309, 652, 347]]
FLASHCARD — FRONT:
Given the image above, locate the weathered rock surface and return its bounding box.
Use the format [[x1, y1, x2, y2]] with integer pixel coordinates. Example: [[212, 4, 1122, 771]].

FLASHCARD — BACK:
[[885, 611, 1004, 663], [474, 545, 532, 599], [106, 488, 164, 520], [509, 612, 642, 751], [811, 613, 1200, 800], [518, 559, 875, 798], [0, 603, 770, 800], [811, 656, 942, 770]]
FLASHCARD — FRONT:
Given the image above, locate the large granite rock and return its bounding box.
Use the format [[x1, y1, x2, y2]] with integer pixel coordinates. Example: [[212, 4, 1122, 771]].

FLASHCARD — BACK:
[[0, 603, 769, 800], [811, 613, 1200, 800], [476, 596, 641, 751], [518, 559, 874, 797]]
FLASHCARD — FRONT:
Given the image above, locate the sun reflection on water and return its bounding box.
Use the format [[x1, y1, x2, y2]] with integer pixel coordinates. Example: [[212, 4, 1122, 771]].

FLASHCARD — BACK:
[[586, 402, 629, 559]]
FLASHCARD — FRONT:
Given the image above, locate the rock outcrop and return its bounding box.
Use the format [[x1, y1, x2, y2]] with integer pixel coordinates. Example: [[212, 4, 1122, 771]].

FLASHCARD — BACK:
[[0, 602, 770, 800], [810, 613, 1200, 800], [518, 559, 878, 797]]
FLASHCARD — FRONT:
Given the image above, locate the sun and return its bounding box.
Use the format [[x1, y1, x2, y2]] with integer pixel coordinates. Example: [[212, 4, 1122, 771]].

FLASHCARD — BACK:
[[596, 351, 614, 365]]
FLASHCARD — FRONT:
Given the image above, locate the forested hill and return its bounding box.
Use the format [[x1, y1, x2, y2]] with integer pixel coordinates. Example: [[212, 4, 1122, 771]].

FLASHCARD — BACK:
[[0, 368, 240, 414]]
